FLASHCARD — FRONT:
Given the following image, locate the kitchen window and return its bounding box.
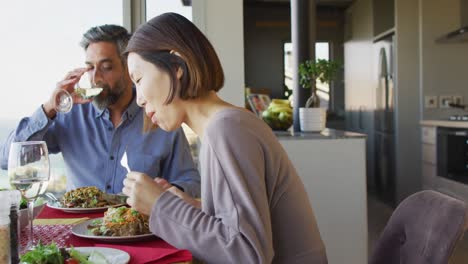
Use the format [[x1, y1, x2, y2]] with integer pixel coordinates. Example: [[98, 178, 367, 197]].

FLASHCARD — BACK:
[[0, 0, 199, 190], [146, 0, 192, 21], [146, 0, 199, 165], [0, 0, 124, 190], [284, 41, 331, 110]]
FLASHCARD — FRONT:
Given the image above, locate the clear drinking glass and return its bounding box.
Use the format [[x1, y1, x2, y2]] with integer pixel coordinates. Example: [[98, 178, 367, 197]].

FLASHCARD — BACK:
[[54, 72, 103, 113], [55, 89, 74, 113], [8, 141, 50, 250]]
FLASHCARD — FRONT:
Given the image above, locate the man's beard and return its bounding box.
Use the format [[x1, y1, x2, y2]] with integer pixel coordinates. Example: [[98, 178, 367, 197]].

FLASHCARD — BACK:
[[92, 78, 126, 110]]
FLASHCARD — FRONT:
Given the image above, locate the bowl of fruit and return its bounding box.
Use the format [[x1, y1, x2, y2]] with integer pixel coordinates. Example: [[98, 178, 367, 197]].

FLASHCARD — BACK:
[[262, 99, 293, 131]]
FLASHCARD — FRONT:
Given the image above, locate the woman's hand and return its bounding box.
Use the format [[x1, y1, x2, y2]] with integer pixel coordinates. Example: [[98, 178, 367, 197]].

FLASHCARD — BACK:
[[153, 177, 173, 191], [155, 177, 201, 208], [167, 186, 201, 209], [150, 178, 200, 208], [122, 172, 164, 215]]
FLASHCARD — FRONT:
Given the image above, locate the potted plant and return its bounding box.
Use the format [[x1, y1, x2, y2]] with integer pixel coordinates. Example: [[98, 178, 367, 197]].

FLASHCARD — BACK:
[[298, 59, 341, 131]]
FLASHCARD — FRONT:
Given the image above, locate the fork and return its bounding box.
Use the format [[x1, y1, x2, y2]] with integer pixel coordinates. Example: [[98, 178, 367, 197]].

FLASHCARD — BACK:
[[45, 192, 60, 205], [121, 149, 130, 173]]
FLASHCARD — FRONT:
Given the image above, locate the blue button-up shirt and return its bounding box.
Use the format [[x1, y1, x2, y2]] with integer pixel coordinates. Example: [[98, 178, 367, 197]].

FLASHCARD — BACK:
[[0, 93, 200, 197]]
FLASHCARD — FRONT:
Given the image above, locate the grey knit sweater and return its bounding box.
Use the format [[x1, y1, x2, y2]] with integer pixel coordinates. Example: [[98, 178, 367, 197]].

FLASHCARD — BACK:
[[149, 108, 327, 264]]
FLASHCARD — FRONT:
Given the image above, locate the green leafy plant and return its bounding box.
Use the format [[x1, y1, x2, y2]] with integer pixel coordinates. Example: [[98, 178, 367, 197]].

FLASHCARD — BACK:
[[299, 59, 341, 107]]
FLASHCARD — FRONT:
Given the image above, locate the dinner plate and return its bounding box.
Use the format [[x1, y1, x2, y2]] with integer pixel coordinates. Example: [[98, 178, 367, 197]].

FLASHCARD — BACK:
[[71, 247, 130, 264], [47, 202, 126, 214], [71, 218, 156, 242]]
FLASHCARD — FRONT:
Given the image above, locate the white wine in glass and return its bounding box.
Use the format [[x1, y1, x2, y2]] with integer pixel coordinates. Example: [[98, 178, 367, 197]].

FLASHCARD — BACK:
[[55, 72, 103, 113], [8, 141, 50, 250]]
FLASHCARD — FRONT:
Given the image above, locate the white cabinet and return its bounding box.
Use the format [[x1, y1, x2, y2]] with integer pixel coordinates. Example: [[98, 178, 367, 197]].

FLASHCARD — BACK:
[[421, 125, 436, 189], [279, 136, 367, 264], [421, 126, 436, 145], [421, 144, 436, 164]]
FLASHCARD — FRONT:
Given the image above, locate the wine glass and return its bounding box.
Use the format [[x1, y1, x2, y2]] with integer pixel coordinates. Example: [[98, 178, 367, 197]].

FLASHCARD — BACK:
[[55, 89, 73, 113], [54, 71, 103, 113], [8, 141, 50, 250]]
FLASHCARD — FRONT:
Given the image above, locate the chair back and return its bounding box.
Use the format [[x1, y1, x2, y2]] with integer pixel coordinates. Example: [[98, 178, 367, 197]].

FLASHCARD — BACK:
[[369, 190, 468, 264]]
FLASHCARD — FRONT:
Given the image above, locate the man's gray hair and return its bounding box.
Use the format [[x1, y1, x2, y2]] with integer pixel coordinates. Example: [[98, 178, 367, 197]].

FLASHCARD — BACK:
[[80, 25, 131, 64]]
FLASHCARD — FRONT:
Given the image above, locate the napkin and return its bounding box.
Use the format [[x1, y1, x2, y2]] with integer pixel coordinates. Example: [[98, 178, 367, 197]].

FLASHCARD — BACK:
[[34, 218, 89, 225], [95, 240, 192, 264]]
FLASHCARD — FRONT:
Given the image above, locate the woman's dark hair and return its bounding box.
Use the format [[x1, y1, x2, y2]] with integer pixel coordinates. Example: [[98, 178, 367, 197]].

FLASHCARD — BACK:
[[125, 12, 225, 104]]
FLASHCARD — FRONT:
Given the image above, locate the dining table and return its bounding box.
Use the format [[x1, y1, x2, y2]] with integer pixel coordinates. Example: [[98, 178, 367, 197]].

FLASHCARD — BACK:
[[20, 205, 193, 264]]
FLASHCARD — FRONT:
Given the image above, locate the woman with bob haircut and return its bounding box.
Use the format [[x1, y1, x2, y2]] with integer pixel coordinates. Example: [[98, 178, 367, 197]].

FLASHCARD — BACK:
[[122, 12, 327, 264]]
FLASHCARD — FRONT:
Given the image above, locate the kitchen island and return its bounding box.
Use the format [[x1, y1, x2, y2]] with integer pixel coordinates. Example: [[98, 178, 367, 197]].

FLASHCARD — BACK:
[[277, 128, 367, 264]]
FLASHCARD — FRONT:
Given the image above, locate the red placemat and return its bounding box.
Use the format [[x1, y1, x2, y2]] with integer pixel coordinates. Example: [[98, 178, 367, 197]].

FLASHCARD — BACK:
[[25, 205, 193, 264], [37, 205, 104, 219], [20, 224, 73, 250], [21, 226, 192, 263]]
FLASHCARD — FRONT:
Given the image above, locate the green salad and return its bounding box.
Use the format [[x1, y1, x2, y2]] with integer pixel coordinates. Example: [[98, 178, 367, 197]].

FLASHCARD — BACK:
[[20, 242, 108, 264]]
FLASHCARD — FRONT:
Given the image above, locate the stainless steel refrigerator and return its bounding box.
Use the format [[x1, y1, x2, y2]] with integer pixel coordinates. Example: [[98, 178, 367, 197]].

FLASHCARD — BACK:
[[373, 34, 396, 207]]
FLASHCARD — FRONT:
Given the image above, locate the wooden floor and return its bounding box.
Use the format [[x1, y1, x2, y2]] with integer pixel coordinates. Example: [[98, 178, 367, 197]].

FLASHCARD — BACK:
[[367, 193, 468, 263]]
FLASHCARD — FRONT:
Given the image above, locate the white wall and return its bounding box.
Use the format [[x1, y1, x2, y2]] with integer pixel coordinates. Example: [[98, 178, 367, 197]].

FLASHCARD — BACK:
[[420, 0, 468, 120], [192, 0, 245, 107]]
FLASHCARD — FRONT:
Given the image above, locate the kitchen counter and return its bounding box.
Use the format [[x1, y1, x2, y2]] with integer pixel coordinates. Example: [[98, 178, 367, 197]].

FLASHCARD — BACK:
[[275, 128, 367, 140], [421, 120, 468, 128]]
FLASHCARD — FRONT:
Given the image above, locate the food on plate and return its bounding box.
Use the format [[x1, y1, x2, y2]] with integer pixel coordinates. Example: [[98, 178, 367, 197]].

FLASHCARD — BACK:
[[20, 242, 109, 264], [61, 186, 111, 208], [88, 206, 150, 236]]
